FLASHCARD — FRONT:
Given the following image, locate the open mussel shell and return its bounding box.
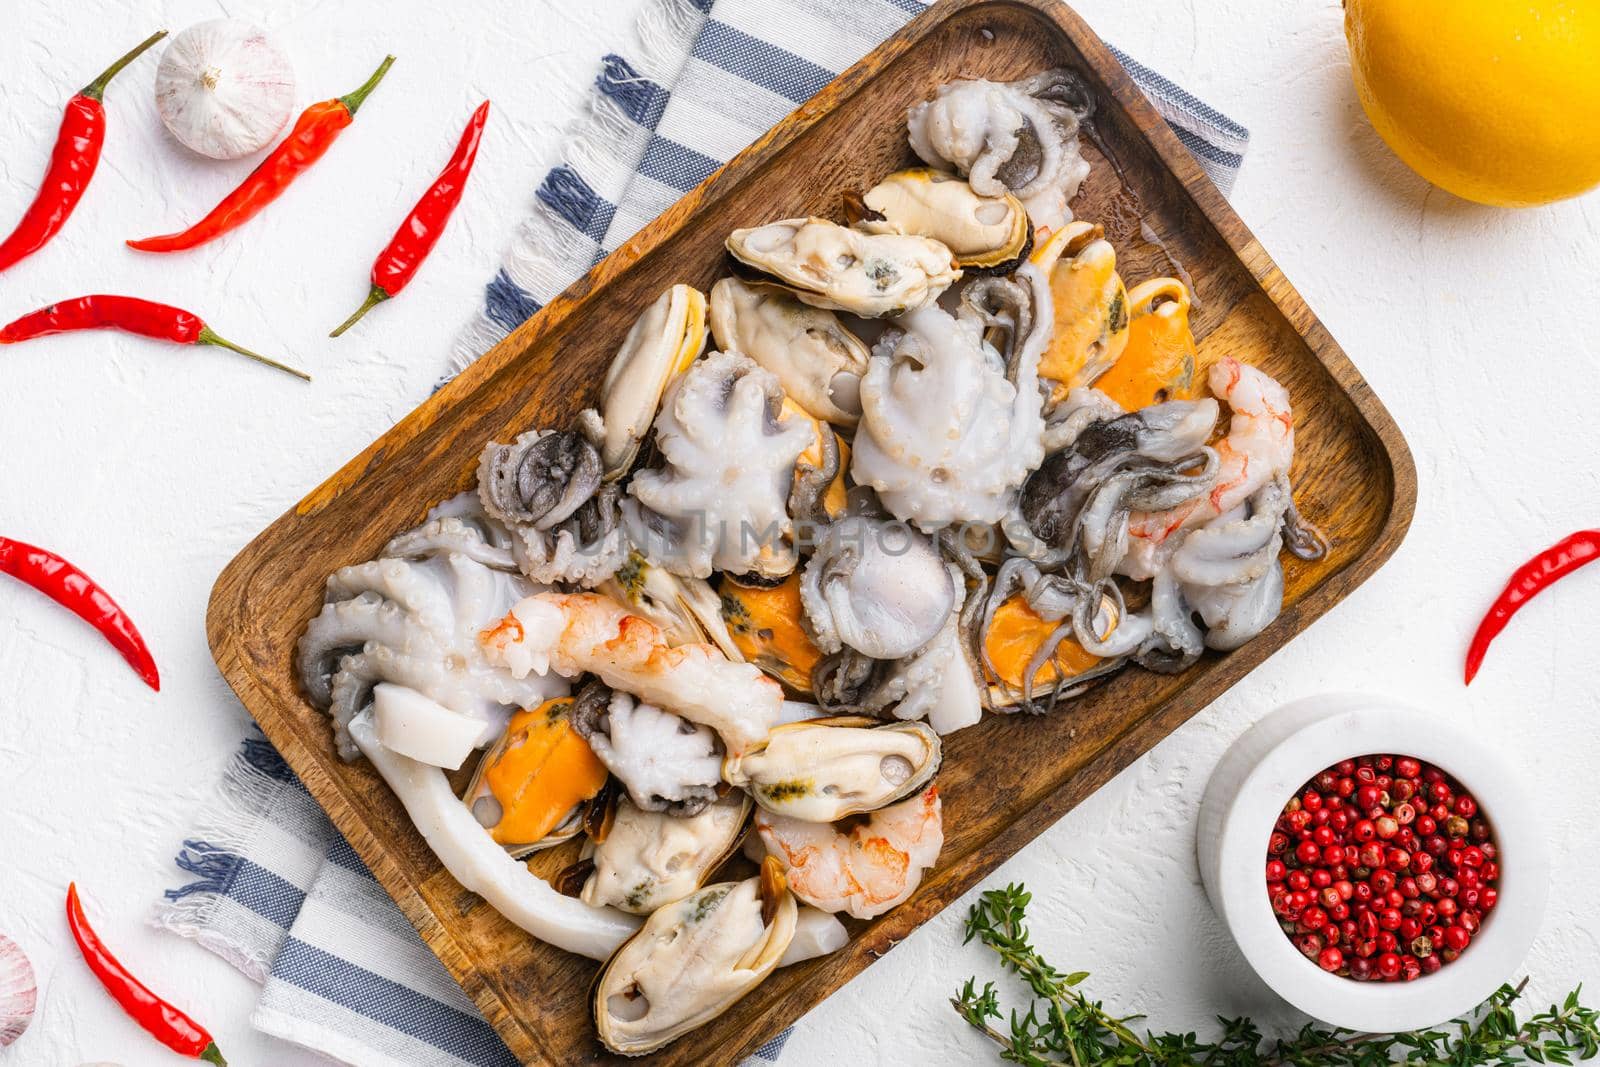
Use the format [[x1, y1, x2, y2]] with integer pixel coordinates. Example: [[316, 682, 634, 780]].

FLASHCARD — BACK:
[[724, 217, 960, 318], [580, 790, 754, 915], [1029, 221, 1129, 400], [708, 277, 868, 428], [982, 592, 1125, 711], [593, 857, 797, 1056], [722, 717, 941, 822], [461, 697, 610, 859], [849, 168, 1031, 273], [581, 284, 708, 480], [1090, 277, 1198, 412], [718, 571, 821, 696], [598, 550, 742, 660]]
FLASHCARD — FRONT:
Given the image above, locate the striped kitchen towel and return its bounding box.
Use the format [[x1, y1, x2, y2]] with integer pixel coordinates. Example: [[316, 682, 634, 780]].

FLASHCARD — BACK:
[[157, 2, 1249, 1065]]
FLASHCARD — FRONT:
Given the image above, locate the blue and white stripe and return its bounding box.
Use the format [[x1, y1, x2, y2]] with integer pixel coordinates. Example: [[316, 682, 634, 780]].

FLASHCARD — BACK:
[[164, 2, 1247, 1063], [451, 0, 1247, 372]]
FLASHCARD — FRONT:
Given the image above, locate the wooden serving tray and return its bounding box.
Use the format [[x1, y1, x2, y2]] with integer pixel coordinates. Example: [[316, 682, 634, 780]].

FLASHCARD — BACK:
[[207, 1, 1416, 1062]]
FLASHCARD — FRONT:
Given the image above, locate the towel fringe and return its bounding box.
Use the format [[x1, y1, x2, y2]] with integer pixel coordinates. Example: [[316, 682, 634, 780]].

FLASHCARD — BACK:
[[446, 0, 710, 377], [150, 740, 294, 983], [632, 0, 708, 84]]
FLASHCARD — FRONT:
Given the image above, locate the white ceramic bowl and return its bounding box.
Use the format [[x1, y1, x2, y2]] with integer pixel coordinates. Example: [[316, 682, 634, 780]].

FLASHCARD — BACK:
[[1197, 693, 1548, 1032]]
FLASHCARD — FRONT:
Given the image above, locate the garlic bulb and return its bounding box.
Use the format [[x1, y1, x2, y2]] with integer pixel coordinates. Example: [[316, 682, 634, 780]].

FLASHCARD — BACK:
[[0, 933, 36, 1047], [155, 20, 295, 160]]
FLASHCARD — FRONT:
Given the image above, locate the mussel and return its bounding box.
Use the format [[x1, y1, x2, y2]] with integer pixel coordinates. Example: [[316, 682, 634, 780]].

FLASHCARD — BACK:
[[580, 790, 753, 915], [1091, 278, 1199, 411], [1030, 221, 1129, 402], [722, 717, 941, 822], [708, 277, 869, 427], [783, 399, 849, 527], [718, 571, 822, 695], [579, 284, 708, 481], [849, 168, 1031, 273], [592, 858, 796, 1056], [461, 697, 610, 857], [979, 590, 1121, 711], [597, 550, 741, 660], [725, 217, 960, 318]]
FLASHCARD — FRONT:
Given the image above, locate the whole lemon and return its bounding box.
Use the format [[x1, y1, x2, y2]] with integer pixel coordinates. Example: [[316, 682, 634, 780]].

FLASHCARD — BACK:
[[1344, 0, 1600, 207]]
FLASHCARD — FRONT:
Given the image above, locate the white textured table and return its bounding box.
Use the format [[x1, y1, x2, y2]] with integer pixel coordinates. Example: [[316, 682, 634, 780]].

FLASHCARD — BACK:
[[3, 1, 1597, 1064]]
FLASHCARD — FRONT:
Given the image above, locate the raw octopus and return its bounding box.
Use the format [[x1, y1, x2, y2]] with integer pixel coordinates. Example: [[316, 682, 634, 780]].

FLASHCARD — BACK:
[[478, 429, 628, 586], [296, 495, 565, 760], [907, 68, 1095, 236], [623, 350, 813, 581], [850, 266, 1052, 529]]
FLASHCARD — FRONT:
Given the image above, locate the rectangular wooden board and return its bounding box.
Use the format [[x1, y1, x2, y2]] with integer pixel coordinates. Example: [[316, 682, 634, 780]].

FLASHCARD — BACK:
[[207, 1, 1417, 1062]]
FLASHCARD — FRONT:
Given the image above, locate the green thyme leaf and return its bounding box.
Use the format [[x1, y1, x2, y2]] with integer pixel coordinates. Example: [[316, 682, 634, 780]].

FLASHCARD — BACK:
[[952, 883, 1599, 1066]]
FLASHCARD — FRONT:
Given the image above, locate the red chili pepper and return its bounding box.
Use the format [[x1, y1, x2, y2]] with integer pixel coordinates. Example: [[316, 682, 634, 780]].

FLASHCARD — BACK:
[[0, 294, 309, 380], [0, 537, 158, 690], [1464, 529, 1600, 684], [0, 31, 167, 273], [66, 884, 225, 1064], [128, 55, 396, 253], [331, 100, 490, 337]]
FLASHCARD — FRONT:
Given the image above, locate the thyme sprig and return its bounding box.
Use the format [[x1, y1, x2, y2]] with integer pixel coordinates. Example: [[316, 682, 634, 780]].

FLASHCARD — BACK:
[[954, 883, 1598, 1066]]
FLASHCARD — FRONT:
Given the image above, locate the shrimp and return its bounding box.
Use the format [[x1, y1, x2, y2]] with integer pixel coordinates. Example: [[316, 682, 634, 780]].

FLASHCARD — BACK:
[[480, 591, 782, 754], [1119, 357, 1294, 580], [755, 786, 943, 920]]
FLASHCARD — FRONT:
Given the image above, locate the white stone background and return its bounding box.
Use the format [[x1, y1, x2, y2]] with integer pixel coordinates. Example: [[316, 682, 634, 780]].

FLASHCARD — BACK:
[[2, 0, 1598, 1063]]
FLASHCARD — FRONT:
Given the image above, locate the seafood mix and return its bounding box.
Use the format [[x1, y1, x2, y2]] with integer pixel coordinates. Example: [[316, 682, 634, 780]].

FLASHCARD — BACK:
[[295, 66, 1325, 1055]]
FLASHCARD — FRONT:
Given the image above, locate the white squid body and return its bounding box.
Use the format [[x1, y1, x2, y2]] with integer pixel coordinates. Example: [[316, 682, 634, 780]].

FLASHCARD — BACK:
[[350, 711, 640, 959], [851, 266, 1050, 530], [480, 591, 783, 754]]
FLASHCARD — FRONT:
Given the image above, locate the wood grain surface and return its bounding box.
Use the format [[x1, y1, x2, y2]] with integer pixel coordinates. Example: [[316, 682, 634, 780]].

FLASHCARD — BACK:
[[206, 1, 1417, 1062]]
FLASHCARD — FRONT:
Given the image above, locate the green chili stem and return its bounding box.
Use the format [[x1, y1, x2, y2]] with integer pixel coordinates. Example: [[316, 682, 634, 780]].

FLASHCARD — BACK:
[[339, 55, 397, 117], [82, 30, 168, 101], [329, 286, 390, 337], [197, 327, 310, 381]]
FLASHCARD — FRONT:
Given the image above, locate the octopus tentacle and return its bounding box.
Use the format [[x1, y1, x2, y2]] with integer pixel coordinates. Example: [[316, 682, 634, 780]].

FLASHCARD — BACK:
[[384, 516, 517, 571], [324, 557, 454, 630], [788, 421, 840, 527], [811, 648, 879, 711], [298, 593, 423, 708], [1135, 566, 1206, 674], [1281, 487, 1330, 562]]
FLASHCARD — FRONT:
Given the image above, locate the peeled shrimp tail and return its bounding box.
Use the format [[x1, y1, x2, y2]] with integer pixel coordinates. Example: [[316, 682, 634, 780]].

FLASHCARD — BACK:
[[757, 786, 943, 920], [480, 592, 783, 753]]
